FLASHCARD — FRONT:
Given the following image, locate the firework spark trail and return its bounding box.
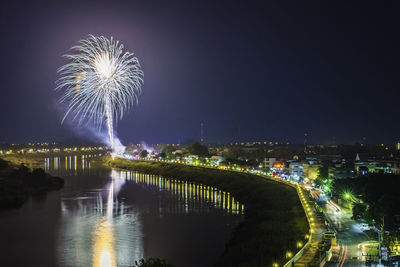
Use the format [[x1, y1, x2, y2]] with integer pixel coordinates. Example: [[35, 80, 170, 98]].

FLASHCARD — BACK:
[[105, 96, 114, 149], [56, 35, 143, 152]]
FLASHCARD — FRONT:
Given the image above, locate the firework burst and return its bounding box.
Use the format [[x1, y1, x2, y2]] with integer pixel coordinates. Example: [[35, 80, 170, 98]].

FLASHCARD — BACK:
[[56, 35, 144, 151]]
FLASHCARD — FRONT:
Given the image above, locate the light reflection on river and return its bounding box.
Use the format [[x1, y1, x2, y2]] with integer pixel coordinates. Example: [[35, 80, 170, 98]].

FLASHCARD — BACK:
[[58, 168, 143, 267], [0, 155, 243, 267]]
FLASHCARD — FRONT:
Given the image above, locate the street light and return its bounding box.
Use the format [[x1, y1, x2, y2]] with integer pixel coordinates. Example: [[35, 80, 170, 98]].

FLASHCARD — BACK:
[[342, 190, 356, 202]]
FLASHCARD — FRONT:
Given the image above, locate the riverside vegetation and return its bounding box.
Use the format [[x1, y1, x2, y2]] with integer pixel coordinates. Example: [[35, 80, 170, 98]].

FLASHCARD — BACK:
[[0, 158, 64, 210], [107, 157, 309, 267]]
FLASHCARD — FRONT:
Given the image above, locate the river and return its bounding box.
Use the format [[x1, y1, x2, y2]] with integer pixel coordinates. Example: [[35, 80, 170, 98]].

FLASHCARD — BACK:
[[0, 154, 243, 267]]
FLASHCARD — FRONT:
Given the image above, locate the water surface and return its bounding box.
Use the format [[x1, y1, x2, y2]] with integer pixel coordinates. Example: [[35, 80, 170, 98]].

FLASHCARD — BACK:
[[0, 155, 243, 267]]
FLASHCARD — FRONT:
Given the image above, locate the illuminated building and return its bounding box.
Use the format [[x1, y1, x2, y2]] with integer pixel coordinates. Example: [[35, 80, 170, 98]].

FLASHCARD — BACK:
[[289, 162, 303, 181], [355, 160, 396, 175]]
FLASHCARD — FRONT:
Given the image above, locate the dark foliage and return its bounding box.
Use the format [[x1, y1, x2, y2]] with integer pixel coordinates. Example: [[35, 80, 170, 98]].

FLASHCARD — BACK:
[[0, 158, 9, 170], [315, 164, 329, 186], [133, 258, 174, 267], [0, 158, 64, 210], [333, 174, 400, 228], [140, 150, 149, 158], [187, 142, 209, 157]]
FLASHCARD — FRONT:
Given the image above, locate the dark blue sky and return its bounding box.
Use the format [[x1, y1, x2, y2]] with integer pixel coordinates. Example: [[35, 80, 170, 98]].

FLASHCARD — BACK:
[[0, 1, 399, 144]]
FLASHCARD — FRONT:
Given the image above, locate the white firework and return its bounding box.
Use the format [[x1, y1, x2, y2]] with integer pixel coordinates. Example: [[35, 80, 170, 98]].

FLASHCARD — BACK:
[[56, 35, 144, 150]]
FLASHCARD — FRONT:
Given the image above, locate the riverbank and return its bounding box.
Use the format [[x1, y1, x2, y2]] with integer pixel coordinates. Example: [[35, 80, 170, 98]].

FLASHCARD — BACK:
[[1, 151, 105, 170], [106, 157, 309, 267], [0, 157, 64, 210], [1, 154, 45, 169]]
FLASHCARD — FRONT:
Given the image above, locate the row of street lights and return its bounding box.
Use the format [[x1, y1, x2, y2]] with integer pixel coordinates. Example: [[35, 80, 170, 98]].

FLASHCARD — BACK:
[[138, 157, 312, 267]]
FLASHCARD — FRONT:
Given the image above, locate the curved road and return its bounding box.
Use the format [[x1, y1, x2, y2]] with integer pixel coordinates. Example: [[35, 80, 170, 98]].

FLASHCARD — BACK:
[[320, 198, 378, 266]]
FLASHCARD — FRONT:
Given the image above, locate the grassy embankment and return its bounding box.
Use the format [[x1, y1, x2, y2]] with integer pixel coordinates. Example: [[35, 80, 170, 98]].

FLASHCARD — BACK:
[[0, 157, 64, 210], [1, 151, 104, 170], [1, 154, 45, 169], [107, 157, 309, 267]]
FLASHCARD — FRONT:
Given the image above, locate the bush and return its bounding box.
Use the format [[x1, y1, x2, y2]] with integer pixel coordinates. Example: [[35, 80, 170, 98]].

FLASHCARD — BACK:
[[0, 158, 8, 170], [133, 258, 174, 267], [0, 159, 64, 210]]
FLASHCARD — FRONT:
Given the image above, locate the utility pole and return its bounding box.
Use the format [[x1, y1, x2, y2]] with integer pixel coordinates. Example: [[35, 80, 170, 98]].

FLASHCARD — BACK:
[[200, 122, 204, 144], [378, 216, 384, 266], [378, 228, 381, 265], [304, 133, 308, 153], [264, 145, 268, 174], [264, 157, 267, 174]]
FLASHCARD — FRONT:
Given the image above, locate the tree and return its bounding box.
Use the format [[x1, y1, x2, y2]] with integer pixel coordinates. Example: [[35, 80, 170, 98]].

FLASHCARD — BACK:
[[352, 203, 366, 220], [0, 158, 8, 170], [161, 145, 175, 158], [333, 174, 400, 228], [32, 168, 46, 178], [187, 142, 209, 157], [15, 163, 30, 179], [225, 146, 243, 160], [140, 150, 148, 158], [315, 164, 329, 187], [133, 258, 174, 267]]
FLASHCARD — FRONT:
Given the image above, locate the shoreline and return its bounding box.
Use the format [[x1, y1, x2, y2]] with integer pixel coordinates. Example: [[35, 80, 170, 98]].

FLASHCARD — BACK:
[[106, 157, 309, 267], [0, 151, 105, 170], [0, 157, 64, 210]]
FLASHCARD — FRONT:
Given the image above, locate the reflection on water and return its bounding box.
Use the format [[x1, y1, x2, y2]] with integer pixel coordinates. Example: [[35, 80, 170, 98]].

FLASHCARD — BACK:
[[41, 155, 244, 267], [93, 220, 116, 267], [58, 167, 142, 267], [117, 170, 245, 215], [92, 173, 120, 267], [44, 154, 99, 173]]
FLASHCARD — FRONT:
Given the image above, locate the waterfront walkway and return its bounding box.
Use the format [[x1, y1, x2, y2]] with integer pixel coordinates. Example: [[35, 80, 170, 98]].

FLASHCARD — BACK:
[[287, 185, 328, 267]]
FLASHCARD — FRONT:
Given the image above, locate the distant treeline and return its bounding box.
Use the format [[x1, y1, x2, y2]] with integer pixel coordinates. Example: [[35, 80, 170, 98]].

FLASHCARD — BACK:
[[107, 157, 309, 267]]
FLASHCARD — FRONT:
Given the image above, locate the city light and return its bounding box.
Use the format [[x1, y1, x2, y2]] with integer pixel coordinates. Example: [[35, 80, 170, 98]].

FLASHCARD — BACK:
[[4, 140, 397, 267], [1, 2, 399, 267], [341, 190, 356, 203]]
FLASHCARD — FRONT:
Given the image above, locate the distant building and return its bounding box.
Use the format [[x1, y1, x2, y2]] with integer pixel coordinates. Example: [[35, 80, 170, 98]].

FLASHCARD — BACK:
[[355, 160, 396, 175], [210, 155, 224, 164], [394, 163, 400, 175], [172, 149, 183, 155], [304, 157, 318, 165], [396, 142, 400, 150], [264, 158, 276, 169], [289, 162, 303, 181], [329, 163, 356, 179]]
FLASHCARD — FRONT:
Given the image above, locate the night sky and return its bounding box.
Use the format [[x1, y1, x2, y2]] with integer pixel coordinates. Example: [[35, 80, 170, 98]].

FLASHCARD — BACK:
[[1, 1, 399, 144]]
